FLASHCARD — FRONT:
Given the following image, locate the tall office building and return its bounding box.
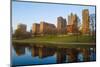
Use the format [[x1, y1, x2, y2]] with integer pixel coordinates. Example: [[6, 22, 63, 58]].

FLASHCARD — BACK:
[[67, 13, 78, 34], [57, 16, 67, 34], [82, 9, 90, 34]]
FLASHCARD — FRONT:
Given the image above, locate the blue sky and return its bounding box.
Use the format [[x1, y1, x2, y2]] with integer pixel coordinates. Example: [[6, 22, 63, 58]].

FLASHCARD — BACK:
[[12, 1, 95, 31]]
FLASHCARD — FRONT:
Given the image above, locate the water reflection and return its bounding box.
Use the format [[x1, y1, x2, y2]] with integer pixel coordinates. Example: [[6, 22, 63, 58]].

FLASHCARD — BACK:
[[31, 46, 39, 57], [12, 43, 96, 66], [13, 45, 25, 56]]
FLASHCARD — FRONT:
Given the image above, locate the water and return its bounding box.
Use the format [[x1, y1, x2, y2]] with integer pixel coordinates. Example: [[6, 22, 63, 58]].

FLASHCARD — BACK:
[[11, 43, 96, 66]]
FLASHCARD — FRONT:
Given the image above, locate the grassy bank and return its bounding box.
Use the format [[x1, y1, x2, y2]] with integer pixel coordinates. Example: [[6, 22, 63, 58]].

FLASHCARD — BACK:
[[13, 35, 95, 43], [12, 35, 96, 48]]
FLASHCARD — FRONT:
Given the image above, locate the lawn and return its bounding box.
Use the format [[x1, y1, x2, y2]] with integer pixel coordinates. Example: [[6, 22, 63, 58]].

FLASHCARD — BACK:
[[12, 35, 96, 48], [13, 35, 95, 43]]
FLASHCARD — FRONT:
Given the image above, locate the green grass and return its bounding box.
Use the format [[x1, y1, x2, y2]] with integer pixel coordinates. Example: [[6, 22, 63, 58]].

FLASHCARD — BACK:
[[13, 35, 95, 43], [12, 35, 96, 48]]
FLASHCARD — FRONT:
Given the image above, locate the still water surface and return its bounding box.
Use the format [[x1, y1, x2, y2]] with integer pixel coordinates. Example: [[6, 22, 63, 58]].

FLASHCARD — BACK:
[[11, 43, 96, 66]]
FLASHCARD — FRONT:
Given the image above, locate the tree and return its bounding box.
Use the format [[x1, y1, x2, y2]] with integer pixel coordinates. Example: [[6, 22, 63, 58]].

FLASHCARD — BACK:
[[76, 15, 81, 42], [13, 29, 31, 39], [89, 14, 96, 38]]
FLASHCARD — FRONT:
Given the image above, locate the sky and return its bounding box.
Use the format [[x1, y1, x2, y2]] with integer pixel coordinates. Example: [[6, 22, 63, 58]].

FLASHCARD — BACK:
[[12, 1, 96, 31]]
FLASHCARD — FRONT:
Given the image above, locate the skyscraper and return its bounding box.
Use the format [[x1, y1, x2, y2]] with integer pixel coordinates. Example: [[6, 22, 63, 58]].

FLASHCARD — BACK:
[[67, 13, 78, 34], [82, 9, 90, 34], [57, 16, 67, 34]]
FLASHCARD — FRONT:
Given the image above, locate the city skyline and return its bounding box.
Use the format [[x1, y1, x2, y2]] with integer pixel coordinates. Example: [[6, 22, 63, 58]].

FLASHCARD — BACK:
[[12, 1, 96, 31]]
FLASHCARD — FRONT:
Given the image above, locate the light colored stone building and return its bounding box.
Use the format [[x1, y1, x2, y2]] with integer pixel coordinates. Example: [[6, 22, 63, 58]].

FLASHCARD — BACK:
[[32, 21, 56, 35], [32, 23, 40, 35], [40, 21, 56, 35], [82, 9, 90, 34]]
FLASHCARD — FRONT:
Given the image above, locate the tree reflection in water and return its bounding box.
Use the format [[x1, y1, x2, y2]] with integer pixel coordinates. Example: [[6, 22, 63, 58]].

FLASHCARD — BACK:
[[12, 43, 96, 66]]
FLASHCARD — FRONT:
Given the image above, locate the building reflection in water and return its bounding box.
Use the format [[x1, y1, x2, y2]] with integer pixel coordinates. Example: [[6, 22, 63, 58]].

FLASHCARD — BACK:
[[38, 46, 56, 58], [56, 48, 67, 63], [80, 48, 90, 62], [12, 43, 96, 65], [31, 45, 39, 57], [66, 48, 79, 63]]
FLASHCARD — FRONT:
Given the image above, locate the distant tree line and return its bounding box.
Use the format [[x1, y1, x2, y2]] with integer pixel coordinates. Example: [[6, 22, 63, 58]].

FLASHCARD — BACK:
[[13, 29, 31, 39]]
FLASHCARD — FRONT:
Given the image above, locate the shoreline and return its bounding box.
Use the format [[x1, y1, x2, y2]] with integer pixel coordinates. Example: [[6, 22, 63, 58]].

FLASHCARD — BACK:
[[12, 40, 96, 48]]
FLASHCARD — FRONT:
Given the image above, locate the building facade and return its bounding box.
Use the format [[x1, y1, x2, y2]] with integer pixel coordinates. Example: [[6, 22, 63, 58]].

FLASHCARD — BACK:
[[67, 13, 78, 34], [82, 9, 90, 34], [32, 23, 40, 35], [32, 21, 56, 35], [40, 21, 56, 35], [57, 16, 67, 34]]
